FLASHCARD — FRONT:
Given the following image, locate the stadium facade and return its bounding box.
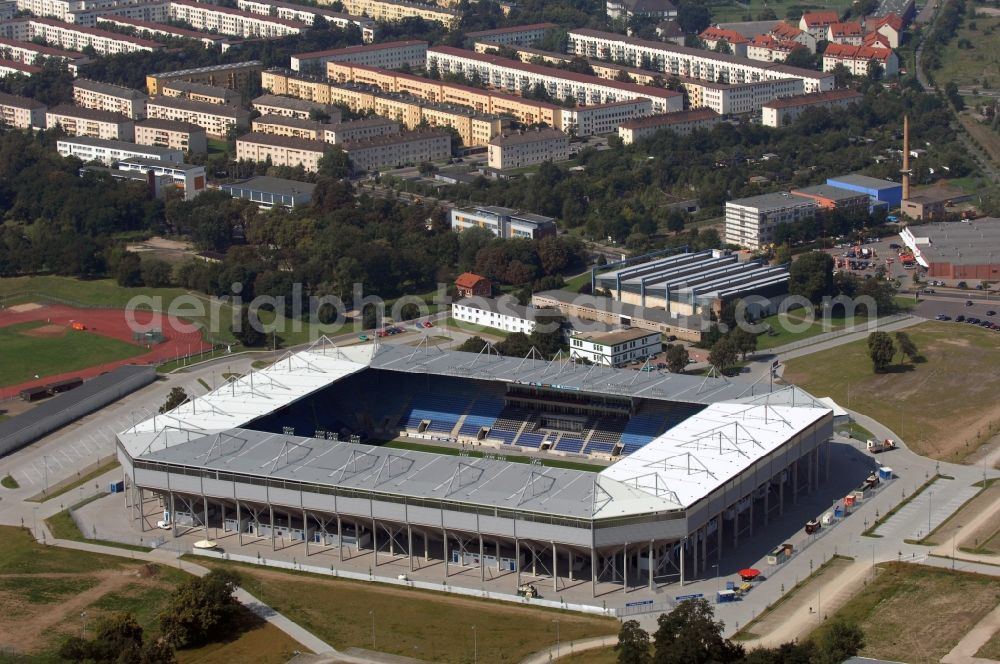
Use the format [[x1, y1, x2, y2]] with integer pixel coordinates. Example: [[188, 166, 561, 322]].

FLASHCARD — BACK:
[[116, 342, 833, 593]]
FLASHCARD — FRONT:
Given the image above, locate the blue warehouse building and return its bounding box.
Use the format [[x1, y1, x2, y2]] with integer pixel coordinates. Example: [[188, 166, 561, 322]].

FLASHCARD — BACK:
[[826, 174, 902, 210]]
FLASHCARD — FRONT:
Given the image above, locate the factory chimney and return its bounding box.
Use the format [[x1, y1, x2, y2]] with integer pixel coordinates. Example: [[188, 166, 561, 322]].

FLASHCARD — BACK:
[[902, 115, 910, 200]]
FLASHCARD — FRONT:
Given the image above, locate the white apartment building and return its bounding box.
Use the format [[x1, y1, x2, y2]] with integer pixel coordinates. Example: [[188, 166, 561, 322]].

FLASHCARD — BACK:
[[426, 46, 684, 114], [161, 81, 240, 105], [617, 108, 720, 144], [0, 37, 91, 74], [724, 192, 818, 249], [65, 1, 170, 27], [761, 88, 863, 127], [746, 35, 798, 63], [236, 0, 375, 41], [822, 44, 899, 77], [73, 78, 147, 119], [0, 58, 38, 76], [145, 96, 249, 138], [291, 40, 426, 73], [487, 127, 569, 170], [252, 114, 327, 140], [252, 93, 342, 122], [569, 328, 662, 367], [0, 91, 45, 128], [341, 129, 450, 173], [566, 28, 834, 94], [56, 135, 182, 164], [4, 17, 163, 55], [236, 132, 329, 171], [697, 77, 803, 115], [465, 23, 557, 47], [168, 0, 305, 38], [46, 104, 135, 140], [338, 0, 458, 28], [135, 118, 207, 154], [95, 16, 229, 48], [116, 156, 205, 200], [451, 296, 540, 335], [559, 99, 651, 137], [323, 117, 400, 144], [14, 0, 141, 22]]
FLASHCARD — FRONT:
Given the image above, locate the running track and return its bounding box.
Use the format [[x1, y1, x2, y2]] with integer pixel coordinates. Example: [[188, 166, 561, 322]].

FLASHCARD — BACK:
[[0, 303, 211, 399]]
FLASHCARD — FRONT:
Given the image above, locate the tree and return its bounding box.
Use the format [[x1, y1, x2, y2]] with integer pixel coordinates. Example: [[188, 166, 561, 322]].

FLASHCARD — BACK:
[[773, 244, 792, 266], [666, 209, 686, 233], [456, 335, 488, 353], [867, 331, 895, 373], [496, 332, 534, 357], [60, 612, 176, 664], [789, 251, 835, 306], [708, 336, 738, 374], [114, 250, 143, 287], [141, 258, 173, 287], [159, 570, 242, 647], [894, 330, 919, 363], [231, 307, 266, 348], [730, 327, 757, 360], [159, 387, 187, 413], [666, 344, 689, 373], [616, 619, 651, 664], [652, 598, 744, 664], [811, 620, 864, 664]]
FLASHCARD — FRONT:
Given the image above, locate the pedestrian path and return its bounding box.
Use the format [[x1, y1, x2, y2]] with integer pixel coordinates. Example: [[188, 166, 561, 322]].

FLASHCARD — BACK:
[[873, 479, 978, 541]]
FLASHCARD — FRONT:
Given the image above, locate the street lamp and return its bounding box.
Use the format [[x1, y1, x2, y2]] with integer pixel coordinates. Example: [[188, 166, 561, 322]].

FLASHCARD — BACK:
[[953, 525, 962, 570], [928, 491, 933, 535], [552, 619, 560, 658], [472, 625, 477, 664], [370, 610, 375, 649]]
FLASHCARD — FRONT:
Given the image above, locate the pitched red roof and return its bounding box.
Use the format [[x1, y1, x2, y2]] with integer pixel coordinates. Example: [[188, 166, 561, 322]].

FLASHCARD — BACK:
[[456, 272, 488, 289], [863, 31, 891, 48], [823, 43, 893, 62], [699, 26, 749, 44], [828, 22, 863, 37], [771, 22, 804, 39], [801, 11, 840, 27], [870, 13, 903, 31]]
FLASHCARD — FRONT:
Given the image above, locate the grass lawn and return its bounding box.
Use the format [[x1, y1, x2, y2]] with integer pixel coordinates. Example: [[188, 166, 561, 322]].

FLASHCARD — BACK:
[[0, 321, 145, 388], [707, 0, 854, 23], [837, 421, 874, 441], [808, 563, 1000, 664], [0, 526, 302, 662], [959, 114, 1000, 169], [197, 558, 618, 663], [782, 322, 1000, 461], [755, 308, 868, 351], [977, 627, 1000, 659], [561, 646, 617, 663], [562, 271, 592, 293], [382, 439, 605, 472], [442, 316, 509, 338], [1, 474, 18, 489], [207, 138, 229, 155], [935, 14, 1000, 99]]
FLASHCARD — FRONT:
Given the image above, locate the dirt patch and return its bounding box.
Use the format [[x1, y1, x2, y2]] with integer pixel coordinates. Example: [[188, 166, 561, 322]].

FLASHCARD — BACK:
[[0, 570, 160, 653], [7, 303, 42, 313], [20, 324, 66, 338]]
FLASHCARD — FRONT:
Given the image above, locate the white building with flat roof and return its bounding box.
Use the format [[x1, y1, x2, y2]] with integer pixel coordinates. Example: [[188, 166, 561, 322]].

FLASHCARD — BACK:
[[290, 40, 427, 73], [73, 78, 147, 119], [488, 127, 569, 170], [569, 328, 662, 367], [168, 0, 305, 38], [0, 91, 44, 128], [236, 0, 376, 41], [116, 156, 206, 200], [56, 136, 183, 164], [725, 192, 818, 249], [451, 296, 541, 335]]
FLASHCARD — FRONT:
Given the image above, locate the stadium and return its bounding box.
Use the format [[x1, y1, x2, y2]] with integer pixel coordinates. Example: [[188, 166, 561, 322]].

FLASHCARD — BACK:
[[116, 340, 833, 597]]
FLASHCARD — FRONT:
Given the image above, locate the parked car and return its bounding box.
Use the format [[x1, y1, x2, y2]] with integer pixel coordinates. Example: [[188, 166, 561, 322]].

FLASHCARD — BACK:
[[423, 321, 433, 328], [956, 315, 966, 322], [966, 300, 974, 306], [988, 311, 997, 316]]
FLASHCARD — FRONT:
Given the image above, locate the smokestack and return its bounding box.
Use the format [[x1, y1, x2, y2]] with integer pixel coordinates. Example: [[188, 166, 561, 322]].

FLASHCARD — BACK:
[[902, 114, 910, 201]]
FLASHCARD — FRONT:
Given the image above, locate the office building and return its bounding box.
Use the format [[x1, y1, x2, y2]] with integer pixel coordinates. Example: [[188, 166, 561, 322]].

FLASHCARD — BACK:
[[725, 192, 818, 249], [569, 328, 662, 367], [488, 127, 569, 170], [46, 104, 135, 140], [450, 205, 557, 240], [760, 89, 863, 127], [145, 96, 249, 138], [146, 61, 263, 96], [222, 175, 316, 208], [0, 90, 45, 128], [135, 118, 207, 154], [291, 40, 427, 73], [57, 135, 183, 164], [617, 108, 720, 144], [73, 78, 147, 119], [116, 156, 205, 199]]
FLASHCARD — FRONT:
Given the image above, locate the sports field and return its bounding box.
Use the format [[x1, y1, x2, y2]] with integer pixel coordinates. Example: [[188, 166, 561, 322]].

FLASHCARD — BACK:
[[808, 563, 1000, 664], [0, 527, 300, 663], [782, 322, 1000, 462], [0, 320, 144, 388]]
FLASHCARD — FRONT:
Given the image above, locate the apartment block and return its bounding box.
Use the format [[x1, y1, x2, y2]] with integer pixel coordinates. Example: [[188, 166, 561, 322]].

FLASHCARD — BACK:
[[746, 35, 800, 63], [47, 104, 135, 140], [146, 61, 264, 96], [292, 40, 426, 73], [826, 22, 864, 45], [161, 80, 240, 105], [0, 37, 91, 75], [450, 205, 557, 239], [14, 0, 144, 22], [0, 91, 45, 128], [252, 114, 327, 140], [724, 192, 818, 249], [336, 0, 459, 28], [12, 17, 163, 55], [252, 93, 341, 122], [66, 1, 169, 27], [95, 16, 229, 48], [426, 46, 684, 114], [699, 26, 749, 58], [761, 89, 863, 127], [56, 135, 183, 164], [236, 132, 329, 171], [566, 28, 834, 94], [618, 108, 720, 144], [73, 78, 147, 119], [0, 59, 38, 76], [488, 127, 569, 171], [560, 99, 651, 136], [168, 0, 304, 38], [466, 23, 557, 47], [236, 0, 375, 41], [115, 157, 204, 199], [323, 117, 399, 144], [145, 96, 249, 138], [341, 129, 450, 173], [135, 117, 207, 154], [822, 43, 898, 77]]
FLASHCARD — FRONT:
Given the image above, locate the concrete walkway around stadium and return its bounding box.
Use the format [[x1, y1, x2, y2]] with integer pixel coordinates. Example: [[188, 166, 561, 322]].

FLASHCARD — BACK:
[[518, 634, 617, 664]]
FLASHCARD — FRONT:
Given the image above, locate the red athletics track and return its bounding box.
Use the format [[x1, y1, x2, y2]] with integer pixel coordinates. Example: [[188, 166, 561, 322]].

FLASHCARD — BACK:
[[0, 303, 211, 399]]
